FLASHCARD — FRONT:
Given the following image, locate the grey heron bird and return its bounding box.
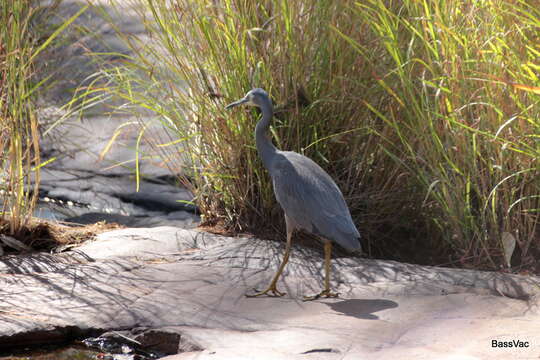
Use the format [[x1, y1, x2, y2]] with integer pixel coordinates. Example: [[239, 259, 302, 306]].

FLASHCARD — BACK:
[[226, 88, 361, 300]]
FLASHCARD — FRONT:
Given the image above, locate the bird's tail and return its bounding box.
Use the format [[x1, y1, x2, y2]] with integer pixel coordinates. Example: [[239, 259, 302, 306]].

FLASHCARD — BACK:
[[337, 233, 362, 253]]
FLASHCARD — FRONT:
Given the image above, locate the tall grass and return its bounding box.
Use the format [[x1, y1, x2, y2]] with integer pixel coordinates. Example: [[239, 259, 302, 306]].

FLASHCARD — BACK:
[[342, 0, 540, 268], [97, 0, 538, 270], [0, 0, 85, 235], [0, 0, 42, 234]]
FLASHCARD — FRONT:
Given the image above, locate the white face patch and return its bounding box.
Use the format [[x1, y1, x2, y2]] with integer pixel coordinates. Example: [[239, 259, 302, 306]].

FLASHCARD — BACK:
[[246, 93, 256, 106]]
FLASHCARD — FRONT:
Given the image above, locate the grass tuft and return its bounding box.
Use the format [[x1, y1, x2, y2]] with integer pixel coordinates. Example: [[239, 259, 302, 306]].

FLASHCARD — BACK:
[[0, 0, 42, 234], [1, 0, 86, 237]]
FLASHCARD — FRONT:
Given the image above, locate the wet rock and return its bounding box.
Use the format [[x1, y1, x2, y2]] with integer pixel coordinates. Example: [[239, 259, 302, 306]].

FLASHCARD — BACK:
[[132, 329, 181, 355], [81, 328, 202, 359], [0, 326, 91, 350], [63, 212, 198, 229], [83, 332, 142, 355], [130, 328, 202, 354], [0, 344, 101, 360], [35, 168, 200, 228], [38, 169, 195, 214], [113, 190, 197, 214]]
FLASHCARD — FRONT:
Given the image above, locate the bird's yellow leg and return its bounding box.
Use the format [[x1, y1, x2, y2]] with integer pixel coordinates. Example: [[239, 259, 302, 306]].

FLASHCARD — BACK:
[[303, 241, 339, 301], [246, 228, 292, 297]]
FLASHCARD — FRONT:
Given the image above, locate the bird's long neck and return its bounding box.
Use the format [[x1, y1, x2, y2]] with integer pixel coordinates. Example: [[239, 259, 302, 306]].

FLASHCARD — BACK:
[[255, 100, 277, 170]]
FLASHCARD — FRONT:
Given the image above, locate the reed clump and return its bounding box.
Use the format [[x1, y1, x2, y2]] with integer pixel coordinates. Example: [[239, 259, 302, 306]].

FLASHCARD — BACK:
[[98, 0, 539, 271]]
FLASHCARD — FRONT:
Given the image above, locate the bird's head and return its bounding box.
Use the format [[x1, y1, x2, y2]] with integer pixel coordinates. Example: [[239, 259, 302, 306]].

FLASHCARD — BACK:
[[225, 88, 271, 109]]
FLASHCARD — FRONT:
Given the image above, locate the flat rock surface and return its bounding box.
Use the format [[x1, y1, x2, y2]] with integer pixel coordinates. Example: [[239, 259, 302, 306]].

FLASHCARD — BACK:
[[1, 227, 539, 359]]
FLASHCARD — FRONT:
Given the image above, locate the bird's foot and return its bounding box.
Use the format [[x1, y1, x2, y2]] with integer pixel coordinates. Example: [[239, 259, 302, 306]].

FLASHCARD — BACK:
[[302, 289, 339, 302], [245, 284, 286, 298]]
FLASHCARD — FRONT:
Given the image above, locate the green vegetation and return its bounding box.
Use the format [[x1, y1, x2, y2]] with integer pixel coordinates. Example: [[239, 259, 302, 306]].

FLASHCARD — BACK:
[[98, 0, 539, 270], [0, 0, 43, 234], [0, 0, 85, 235]]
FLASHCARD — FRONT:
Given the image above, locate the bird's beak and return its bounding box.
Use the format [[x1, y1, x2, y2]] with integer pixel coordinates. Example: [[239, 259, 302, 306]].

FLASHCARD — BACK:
[[225, 96, 249, 109]]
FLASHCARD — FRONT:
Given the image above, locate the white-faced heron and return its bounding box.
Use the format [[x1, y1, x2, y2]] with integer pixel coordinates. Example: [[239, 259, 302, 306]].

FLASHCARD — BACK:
[[226, 88, 361, 300]]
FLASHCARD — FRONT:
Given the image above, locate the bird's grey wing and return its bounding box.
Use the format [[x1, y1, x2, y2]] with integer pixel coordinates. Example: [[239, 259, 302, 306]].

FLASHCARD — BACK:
[[270, 152, 361, 250]]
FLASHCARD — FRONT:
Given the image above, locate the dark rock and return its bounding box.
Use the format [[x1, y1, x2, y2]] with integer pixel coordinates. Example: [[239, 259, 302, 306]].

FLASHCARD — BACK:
[[0, 326, 96, 350], [133, 328, 202, 355], [82, 328, 202, 358]]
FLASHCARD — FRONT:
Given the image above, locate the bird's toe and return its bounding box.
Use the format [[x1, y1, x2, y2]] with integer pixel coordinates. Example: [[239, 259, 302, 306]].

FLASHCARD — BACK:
[[303, 289, 339, 301], [245, 286, 286, 298]]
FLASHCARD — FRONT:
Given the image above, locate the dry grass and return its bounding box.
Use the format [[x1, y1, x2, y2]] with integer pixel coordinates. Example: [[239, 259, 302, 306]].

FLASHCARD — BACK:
[[0, 217, 122, 252]]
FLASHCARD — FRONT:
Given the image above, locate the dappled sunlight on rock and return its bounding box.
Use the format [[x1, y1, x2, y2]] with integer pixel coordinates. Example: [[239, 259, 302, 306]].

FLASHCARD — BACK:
[[0, 227, 538, 359]]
